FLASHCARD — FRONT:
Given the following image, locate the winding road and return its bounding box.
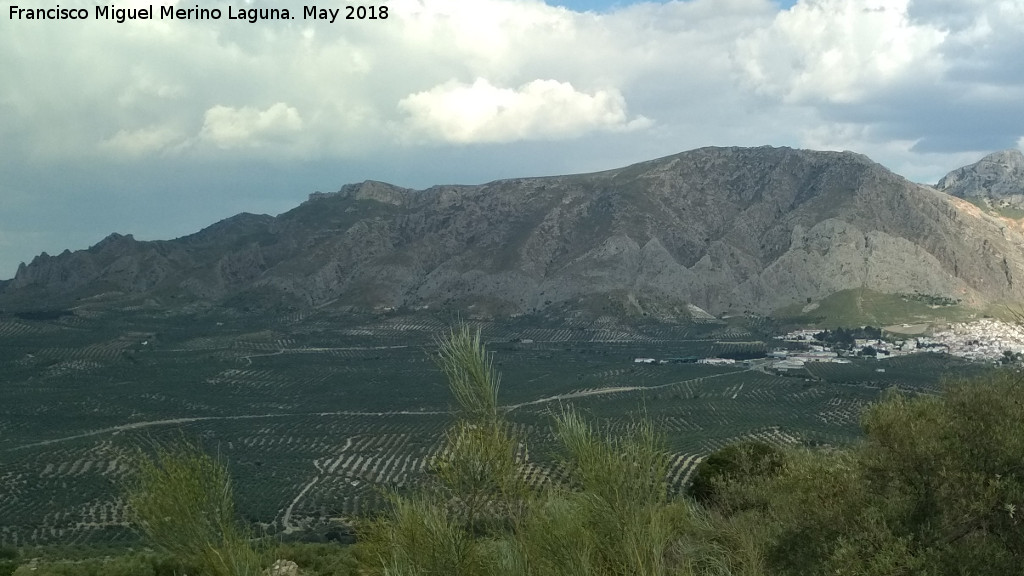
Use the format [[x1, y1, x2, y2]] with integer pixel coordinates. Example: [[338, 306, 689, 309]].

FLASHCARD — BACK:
[[9, 366, 751, 451]]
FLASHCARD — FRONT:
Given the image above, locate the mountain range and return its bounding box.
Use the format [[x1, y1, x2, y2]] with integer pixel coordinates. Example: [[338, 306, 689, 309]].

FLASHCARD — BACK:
[[5, 146, 1024, 319]]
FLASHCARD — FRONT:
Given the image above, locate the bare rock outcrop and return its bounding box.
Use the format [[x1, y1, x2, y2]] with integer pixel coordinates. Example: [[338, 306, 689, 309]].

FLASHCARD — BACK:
[[937, 149, 1024, 207]]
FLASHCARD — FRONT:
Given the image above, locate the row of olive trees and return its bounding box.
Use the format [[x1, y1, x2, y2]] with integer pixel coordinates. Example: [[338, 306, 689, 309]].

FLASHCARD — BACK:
[[126, 326, 1024, 576]]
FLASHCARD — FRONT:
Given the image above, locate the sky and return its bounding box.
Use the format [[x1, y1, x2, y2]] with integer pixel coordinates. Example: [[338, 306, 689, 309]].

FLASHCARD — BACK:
[[1, 0, 1023, 279]]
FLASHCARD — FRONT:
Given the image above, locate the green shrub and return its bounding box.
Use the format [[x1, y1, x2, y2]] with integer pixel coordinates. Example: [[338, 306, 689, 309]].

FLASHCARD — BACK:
[[855, 371, 1024, 573], [357, 327, 706, 576], [687, 441, 784, 505], [9, 553, 187, 576], [435, 325, 501, 427], [706, 370, 1024, 576], [358, 493, 484, 576], [432, 419, 526, 532], [266, 542, 358, 576], [126, 441, 262, 576], [541, 407, 691, 576]]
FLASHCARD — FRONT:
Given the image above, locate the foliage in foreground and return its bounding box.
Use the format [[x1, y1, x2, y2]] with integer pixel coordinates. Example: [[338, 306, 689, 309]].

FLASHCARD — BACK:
[[357, 325, 729, 576], [5, 544, 357, 576], [686, 440, 784, 506], [708, 371, 1024, 576], [9, 553, 186, 576], [126, 441, 263, 576]]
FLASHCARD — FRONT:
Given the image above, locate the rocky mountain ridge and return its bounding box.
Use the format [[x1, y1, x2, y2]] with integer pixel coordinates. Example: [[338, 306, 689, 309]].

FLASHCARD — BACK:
[[937, 149, 1024, 208], [6, 146, 1024, 318]]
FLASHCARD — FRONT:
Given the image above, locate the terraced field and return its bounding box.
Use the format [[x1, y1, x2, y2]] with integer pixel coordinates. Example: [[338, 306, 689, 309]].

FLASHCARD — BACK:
[[0, 306, 988, 547]]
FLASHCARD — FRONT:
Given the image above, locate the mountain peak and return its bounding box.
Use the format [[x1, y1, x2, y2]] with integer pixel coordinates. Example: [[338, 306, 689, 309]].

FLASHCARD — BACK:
[[936, 149, 1024, 199], [985, 149, 1024, 163]]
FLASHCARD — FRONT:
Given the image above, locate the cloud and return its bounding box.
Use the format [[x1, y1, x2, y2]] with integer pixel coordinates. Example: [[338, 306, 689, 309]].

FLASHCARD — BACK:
[[101, 125, 185, 157], [916, 1, 1024, 87], [198, 103, 304, 150], [1, 0, 1016, 166], [795, 121, 989, 183], [734, 0, 946, 103], [2, 0, 1024, 274], [397, 78, 650, 143]]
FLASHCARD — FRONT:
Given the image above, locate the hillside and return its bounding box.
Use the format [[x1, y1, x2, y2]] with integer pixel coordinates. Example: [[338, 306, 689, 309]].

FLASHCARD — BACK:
[[6, 146, 1024, 317], [936, 149, 1024, 218], [937, 149, 1024, 201]]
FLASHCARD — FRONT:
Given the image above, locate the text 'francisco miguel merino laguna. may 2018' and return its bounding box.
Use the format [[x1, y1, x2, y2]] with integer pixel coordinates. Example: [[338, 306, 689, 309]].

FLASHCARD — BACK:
[[9, 4, 388, 24]]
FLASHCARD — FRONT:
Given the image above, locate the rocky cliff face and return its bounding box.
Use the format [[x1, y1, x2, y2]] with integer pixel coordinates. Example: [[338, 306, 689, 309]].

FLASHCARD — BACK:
[[937, 149, 1024, 206], [6, 146, 1024, 316]]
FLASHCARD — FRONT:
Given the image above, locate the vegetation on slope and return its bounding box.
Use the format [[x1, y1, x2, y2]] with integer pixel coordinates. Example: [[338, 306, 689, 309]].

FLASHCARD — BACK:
[[773, 287, 985, 328]]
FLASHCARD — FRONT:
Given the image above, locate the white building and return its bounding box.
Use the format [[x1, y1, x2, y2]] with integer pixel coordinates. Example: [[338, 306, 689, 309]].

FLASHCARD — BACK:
[[698, 358, 736, 365]]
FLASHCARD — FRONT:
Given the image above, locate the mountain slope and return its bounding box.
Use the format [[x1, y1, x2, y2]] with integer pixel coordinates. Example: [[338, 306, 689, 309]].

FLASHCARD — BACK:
[[6, 146, 1024, 317], [937, 149, 1024, 200]]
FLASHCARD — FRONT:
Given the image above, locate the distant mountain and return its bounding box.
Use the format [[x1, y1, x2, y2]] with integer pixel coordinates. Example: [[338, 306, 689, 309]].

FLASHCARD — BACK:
[[6, 146, 1024, 318], [937, 149, 1024, 207]]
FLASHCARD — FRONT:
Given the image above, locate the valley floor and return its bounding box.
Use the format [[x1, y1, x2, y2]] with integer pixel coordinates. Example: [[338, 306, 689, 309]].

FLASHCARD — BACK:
[[0, 309, 990, 548]]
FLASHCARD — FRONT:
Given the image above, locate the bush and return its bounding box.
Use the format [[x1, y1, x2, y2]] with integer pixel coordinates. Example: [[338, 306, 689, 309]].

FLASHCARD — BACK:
[[266, 542, 358, 576], [9, 553, 187, 576], [854, 371, 1024, 573], [126, 441, 262, 576], [706, 370, 1024, 576], [687, 440, 784, 505], [0, 547, 15, 576], [358, 326, 520, 575]]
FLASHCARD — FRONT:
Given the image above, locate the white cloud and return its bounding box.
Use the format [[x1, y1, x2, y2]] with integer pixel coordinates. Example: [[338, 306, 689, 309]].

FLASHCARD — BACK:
[[1, 0, 1015, 165], [734, 0, 947, 103], [797, 121, 992, 184], [101, 125, 185, 157], [198, 103, 304, 150], [115, 68, 186, 107], [2, 0, 1024, 273], [397, 78, 650, 143], [390, 0, 575, 77]]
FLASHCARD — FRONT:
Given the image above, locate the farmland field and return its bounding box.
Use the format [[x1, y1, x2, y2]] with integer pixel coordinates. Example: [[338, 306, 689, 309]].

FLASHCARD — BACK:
[[0, 305, 989, 547]]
